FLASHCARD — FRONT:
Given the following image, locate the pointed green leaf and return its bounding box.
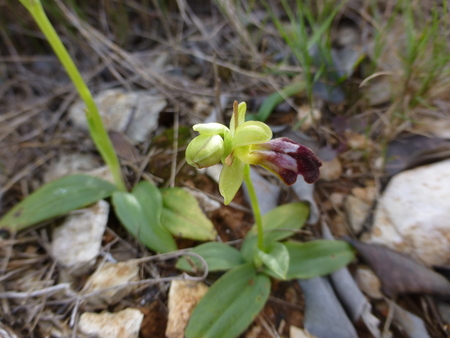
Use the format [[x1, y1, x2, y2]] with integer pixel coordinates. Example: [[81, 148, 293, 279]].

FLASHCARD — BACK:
[[232, 121, 272, 148], [160, 187, 217, 240], [284, 240, 355, 280], [185, 263, 270, 338], [241, 202, 309, 262], [0, 175, 117, 231], [176, 242, 245, 272], [258, 242, 289, 280], [112, 184, 177, 253]]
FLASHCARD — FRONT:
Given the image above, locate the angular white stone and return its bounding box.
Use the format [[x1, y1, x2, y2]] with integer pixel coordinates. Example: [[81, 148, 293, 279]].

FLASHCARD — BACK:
[[296, 105, 322, 131], [44, 154, 100, 183], [413, 117, 450, 139], [366, 159, 450, 266], [344, 195, 371, 234], [184, 188, 221, 213], [166, 280, 208, 338], [51, 200, 109, 275], [84, 261, 140, 307], [69, 89, 166, 143], [44, 154, 114, 184], [200, 164, 222, 184], [319, 157, 342, 181], [126, 92, 166, 142], [355, 267, 383, 300], [290, 326, 318, 338], [0, 321, 19, 338], [79, 308, 143, 338]]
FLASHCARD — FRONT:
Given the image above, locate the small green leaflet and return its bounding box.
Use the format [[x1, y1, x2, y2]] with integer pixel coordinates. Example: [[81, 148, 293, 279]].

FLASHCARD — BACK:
[[241, 202, 309, 263], [258, 242, 289, 280], [160, 187, 217, 241], [176, 242, 245, 272]]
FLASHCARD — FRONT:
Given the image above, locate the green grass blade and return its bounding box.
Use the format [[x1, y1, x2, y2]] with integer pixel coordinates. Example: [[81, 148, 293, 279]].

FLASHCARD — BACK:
[[19, 0, 126, 191], [0, 175, 117, 231], [255, 81, 306, 122]]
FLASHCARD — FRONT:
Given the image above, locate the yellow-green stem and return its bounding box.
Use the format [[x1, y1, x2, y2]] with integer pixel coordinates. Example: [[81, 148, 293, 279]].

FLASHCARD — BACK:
[[19, 0, 126, 191], [243, 164, 264, 251]]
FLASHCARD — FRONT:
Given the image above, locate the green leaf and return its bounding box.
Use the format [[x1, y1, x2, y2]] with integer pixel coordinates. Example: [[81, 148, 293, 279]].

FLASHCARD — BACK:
[[241, 202, 309, 262], [258, 242, 289, 280], [160, 187, 217, 240], [176, 242, 245, 272], [284, 240, 355, 280], [185, 263, 270, 338], [112, 182, 177, 253], [0, 174, 117, 231], [255, 82, 306, 122]]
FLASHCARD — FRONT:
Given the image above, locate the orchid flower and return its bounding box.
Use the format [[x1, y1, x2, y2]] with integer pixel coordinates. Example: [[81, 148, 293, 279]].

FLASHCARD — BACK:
[[186, 101, 322, 205]]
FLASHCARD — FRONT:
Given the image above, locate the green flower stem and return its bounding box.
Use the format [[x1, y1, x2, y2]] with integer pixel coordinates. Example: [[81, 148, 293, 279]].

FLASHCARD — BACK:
[[243, 164, 264, 251], [19, 0, 126, 192]]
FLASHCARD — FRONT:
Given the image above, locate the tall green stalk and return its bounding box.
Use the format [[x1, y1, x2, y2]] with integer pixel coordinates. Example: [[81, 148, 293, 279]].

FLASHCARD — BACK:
[[19, 0, 126, 192], [243, 164, 264, 251]]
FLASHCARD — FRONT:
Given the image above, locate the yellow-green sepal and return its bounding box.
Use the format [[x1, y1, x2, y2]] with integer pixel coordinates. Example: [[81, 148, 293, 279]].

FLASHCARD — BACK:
[[219, 157, 245, 205], [232, 121, 272, 148]]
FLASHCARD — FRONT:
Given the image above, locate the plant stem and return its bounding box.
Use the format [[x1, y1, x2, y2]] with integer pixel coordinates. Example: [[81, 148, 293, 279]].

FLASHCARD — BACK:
[[19, 0, 126, 192], [243, 164, 264, 251]]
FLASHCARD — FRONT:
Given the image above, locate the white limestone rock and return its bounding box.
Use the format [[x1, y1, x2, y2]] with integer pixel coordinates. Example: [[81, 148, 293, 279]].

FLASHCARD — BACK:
[[184, 188, 221, 213], [344, 195, 371, 234], [166, 280, 209, 338], [69, 89, 166, 143], [44, 154, 100, 183], [79, 308, 143, 338], [296, 105, 322, 131], [44, 154, 114, 184], [366, 159, 450, 266], [84, 261, 140, 307], [290, 326, 318, 338], [355, 267, 383, 300], [319, 157, 342, 181], [0, 321, 19, 338], [51, 200, 109, 275], [413, 117, 450, 139]]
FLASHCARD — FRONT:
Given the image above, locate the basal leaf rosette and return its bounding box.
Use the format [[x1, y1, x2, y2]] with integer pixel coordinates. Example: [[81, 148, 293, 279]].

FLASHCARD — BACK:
[[185, 101, 322, 205]]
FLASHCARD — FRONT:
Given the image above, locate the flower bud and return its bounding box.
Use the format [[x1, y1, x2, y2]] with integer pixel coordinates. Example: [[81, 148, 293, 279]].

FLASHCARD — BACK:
[[186, 134, 224, 169]]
